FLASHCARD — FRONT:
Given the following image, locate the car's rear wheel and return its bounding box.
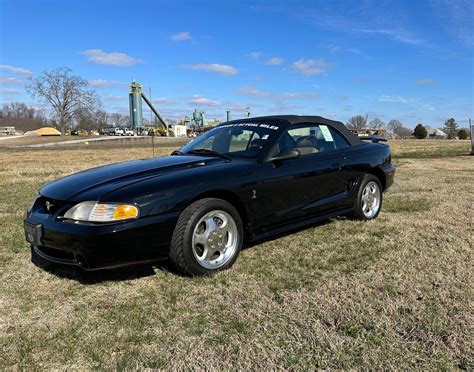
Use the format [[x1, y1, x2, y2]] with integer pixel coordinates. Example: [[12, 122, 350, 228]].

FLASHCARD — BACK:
[[351, 174, 383, 220], [169, 198, 243, 276]]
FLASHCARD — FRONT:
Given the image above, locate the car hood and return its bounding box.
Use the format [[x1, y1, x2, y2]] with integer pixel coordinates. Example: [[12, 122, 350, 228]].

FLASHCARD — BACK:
[[40, 155, 224, 201]]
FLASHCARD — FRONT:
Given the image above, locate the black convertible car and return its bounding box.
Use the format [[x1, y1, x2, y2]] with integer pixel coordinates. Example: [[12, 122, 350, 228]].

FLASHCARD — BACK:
[[24, 115, 395, 276]]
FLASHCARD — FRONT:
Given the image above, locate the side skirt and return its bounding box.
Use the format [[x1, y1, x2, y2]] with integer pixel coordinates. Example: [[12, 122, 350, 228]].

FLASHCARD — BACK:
[[249, 205, 354, 241]]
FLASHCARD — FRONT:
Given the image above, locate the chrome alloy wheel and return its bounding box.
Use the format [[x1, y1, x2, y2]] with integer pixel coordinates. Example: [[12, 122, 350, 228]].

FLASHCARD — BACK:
[[192, 210, 238, 269], [361, 181, 381, 218]]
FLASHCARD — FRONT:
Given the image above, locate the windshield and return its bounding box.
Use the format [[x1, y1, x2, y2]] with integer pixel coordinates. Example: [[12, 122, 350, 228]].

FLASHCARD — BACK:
[[180, 122, 281, 159]]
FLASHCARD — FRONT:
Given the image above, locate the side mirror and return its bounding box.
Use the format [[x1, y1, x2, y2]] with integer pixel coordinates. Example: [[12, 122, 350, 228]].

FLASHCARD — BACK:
[[268, 148, 300, 162]]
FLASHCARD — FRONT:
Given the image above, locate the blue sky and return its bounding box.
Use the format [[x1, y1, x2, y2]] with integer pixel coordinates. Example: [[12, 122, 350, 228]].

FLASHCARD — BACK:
[[0, 0, 472, 127]]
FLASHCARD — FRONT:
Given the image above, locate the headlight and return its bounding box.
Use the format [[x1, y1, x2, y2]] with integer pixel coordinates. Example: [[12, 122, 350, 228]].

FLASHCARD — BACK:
[[26, 193, 41, 217], [63, 201, 139, 222]]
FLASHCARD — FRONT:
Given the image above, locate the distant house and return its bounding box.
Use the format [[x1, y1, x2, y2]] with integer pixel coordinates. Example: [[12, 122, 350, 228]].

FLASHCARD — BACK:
[[0, 126, 16, 136], [349, 128, 397, 139], [171, 124, 187, 137], [424, 126, 447, 139]]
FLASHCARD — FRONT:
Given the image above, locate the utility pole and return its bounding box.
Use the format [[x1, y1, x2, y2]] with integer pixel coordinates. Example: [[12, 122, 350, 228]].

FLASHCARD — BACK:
[[470, 118, 473, 155], [149, 87, 152, 128]]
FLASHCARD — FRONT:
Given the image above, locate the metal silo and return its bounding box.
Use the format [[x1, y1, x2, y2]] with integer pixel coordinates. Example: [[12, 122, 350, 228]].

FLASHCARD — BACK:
[[129, 81, 143, 129]]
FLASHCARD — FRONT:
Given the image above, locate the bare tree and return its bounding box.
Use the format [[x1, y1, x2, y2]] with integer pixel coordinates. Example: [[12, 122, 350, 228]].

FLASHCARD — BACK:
[[95, 110, 110, 130], [387, 119, 403, 134], [346, 115, 367, 129], [26, 67, 100, 132], [369, 117, 385, 129], [110, 113, 128, 127], [1, 101, 36, 118], [75, 108, 95, 131]]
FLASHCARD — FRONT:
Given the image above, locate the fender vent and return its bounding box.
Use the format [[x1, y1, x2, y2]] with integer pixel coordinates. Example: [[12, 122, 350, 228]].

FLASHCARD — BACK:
[[346, 178, 358, 193]]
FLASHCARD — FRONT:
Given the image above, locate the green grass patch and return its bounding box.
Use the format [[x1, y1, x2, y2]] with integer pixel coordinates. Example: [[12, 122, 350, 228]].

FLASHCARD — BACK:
[[383, 196, 432, 213]]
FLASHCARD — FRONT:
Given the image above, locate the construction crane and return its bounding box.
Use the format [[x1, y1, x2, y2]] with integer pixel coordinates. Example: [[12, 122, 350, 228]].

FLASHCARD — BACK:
[[129, 81, 168, 135]]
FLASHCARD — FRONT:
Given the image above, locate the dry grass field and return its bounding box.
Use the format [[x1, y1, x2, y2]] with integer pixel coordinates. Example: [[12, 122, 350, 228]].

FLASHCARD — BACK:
[[0, 140, 472, 369], [0, 135, 97, 147]]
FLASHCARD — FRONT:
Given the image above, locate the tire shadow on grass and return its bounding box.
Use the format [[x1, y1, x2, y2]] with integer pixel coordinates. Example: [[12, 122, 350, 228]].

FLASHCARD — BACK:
[[30, 246, 175, 284]]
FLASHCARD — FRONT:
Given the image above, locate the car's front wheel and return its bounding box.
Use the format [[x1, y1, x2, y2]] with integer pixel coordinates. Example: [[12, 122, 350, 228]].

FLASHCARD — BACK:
[[169, 198, 243, 276], [351, 174, 383, 220]]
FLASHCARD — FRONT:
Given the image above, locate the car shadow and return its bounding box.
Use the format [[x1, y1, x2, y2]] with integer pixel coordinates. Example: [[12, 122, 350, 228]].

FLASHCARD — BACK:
[[31, 247, 174, 284], [242, 218, 335, 250], [31, 217, 341, 283]]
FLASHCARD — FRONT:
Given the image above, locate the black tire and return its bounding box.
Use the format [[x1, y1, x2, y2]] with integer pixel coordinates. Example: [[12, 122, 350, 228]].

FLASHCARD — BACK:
[[351, 174, 383, 221], [169, 198, 243, 276]]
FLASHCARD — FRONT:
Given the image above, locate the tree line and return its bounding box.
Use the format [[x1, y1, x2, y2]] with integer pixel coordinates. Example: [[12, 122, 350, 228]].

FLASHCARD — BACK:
[[0, 67, 133, 133], [346, 115, 470, 139], [0, 100, 131, 133]]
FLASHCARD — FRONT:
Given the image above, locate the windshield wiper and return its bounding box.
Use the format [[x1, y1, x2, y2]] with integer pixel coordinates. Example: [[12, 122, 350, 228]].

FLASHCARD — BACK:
[[186, 149, 231, 160]]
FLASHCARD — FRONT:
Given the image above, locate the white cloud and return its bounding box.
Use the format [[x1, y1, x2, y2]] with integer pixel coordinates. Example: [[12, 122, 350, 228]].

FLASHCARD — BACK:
[[105, 95, 124, 102], [81, 49, 141, 66], [415, 79, 435, 85], [152, 97, 177, 105], [266, 57, 284, 65], [378, 95, 414, 103], [247, 52, 262, 60], [171, 32, 192, 42], [189, 95, 221, 107], [238, 86, 273, 98], [238, 86, 321, 101], [359, 29, 426, 46], [0, 88, 22, 95], [304, 9, 431, 47], [282, 92, 320, 100], [268, 103, 304, 112], [423, 103, 436, 111], [432, 0, 474, 47], [325, 44, 341, 53], [228, 104, 251, 112], [188, 63, 237, 75], [0, 77, 24, 85], [292, 59, 329, 76], [0, 64, 32, 77], [88, 79, 126, 88]]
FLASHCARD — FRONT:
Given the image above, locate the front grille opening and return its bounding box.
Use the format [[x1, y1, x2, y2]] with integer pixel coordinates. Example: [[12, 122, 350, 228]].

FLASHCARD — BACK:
[[38, 246, 75, 261]]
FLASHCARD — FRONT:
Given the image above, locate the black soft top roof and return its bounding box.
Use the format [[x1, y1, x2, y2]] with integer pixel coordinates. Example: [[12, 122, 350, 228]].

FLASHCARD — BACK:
[[224, 115, 362, 146]]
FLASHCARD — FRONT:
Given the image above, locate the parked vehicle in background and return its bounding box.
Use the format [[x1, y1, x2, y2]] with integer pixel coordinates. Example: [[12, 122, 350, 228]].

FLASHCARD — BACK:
[[103, 127, 125, 136], [124, 129, 134, 136], [70, 129, 79, 136]]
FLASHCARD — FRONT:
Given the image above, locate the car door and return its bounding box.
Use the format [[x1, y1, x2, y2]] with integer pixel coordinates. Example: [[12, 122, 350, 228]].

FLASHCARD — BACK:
[[255, 124, 349, 229]]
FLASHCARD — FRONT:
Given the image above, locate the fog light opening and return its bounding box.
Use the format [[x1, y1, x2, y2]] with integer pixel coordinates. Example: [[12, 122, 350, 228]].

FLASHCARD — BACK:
[[76, 255, 86, 268]]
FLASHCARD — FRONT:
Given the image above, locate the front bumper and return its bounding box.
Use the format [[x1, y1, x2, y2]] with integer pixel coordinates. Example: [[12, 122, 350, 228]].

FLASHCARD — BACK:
[[24, 211, 179, 270]]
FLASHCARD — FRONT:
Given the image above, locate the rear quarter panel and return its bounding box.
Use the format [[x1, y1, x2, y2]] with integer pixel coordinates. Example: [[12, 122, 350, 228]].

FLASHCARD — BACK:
[[343, 142, 392, 192]]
